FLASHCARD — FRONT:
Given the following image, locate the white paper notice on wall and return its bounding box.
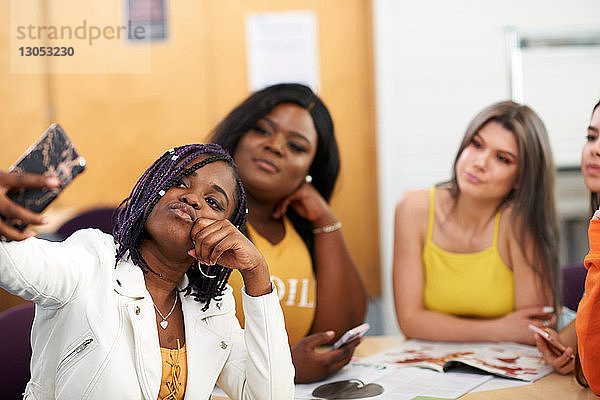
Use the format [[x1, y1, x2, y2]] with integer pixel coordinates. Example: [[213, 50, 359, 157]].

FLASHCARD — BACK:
[[245, 10, 320, 92]]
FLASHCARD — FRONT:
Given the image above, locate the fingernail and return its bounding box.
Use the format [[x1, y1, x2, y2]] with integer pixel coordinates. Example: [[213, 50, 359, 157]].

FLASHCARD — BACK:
[[187, 249, 195, 258], [41, 217, 49, 224], [326, 330, 334, 337], [542, 306, 554, 313], [46, 177, 60, 186], [25, 231, 35, 238]]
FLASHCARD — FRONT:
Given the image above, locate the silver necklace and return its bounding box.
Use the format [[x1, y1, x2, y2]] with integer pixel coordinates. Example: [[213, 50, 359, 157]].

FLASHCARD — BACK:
[[152, 294, 178, 329]]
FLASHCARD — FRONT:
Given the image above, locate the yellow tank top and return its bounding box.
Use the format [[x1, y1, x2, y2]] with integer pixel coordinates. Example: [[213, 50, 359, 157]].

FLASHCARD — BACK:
[[228, 216, 316, 345], [423, 187, 514, 317], [158, 340, 187, 400]]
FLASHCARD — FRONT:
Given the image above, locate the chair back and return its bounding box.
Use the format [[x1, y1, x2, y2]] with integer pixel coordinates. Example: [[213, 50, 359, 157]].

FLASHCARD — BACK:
[[0, 302, 35, 399], [55, 207, 115, 240], [562, 263, 588, 311]]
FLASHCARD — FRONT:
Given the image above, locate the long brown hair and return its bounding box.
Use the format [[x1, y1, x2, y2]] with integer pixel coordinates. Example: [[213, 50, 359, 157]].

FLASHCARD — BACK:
[[447, 101, 560, 311]]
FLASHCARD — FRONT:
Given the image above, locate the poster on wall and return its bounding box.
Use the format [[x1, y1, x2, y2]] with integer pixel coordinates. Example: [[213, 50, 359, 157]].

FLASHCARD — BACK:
[[245, 10, 320, 92], [127, 0, 167, 41]]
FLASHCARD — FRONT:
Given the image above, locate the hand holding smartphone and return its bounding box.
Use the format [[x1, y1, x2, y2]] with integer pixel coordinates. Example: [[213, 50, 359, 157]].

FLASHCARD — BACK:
[[528, 324, 566, 353], [4, 124, 85, 231], [330, 323, 370, 351]]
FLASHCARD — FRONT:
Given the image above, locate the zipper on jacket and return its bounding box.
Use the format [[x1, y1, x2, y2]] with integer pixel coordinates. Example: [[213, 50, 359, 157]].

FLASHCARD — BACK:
[[57, 338, 94, 371]]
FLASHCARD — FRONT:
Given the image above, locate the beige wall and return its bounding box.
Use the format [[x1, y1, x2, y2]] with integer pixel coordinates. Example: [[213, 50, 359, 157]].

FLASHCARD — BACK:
[[0, 0, 379, 311]]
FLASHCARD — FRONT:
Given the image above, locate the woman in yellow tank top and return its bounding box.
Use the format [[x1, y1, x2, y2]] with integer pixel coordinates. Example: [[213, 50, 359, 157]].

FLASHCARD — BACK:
[[393, 101, 560, 345]]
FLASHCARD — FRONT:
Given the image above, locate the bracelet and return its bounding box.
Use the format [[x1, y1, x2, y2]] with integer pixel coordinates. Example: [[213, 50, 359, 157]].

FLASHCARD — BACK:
[[312, 221, 342, 234]]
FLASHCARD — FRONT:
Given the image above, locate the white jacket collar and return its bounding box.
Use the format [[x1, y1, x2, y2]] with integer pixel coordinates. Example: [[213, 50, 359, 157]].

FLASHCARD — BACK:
[[112, 259, 233, 318], [112, 259, 147, 299]]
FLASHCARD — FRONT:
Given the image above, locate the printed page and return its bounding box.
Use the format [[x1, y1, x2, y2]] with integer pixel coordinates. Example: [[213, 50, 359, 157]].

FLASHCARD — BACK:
[[469, 376, 532, 392], [294, 361, 492, 399], [362, 340, 553, 382], [448, 342, 553, 381]]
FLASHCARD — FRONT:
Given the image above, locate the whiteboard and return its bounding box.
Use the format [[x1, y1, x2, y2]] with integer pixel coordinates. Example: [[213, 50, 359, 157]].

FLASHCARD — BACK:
[[511, 33, 600, 167]]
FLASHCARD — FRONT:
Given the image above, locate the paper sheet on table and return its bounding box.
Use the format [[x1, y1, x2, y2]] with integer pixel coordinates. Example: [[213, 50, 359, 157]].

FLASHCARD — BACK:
[[294, 361, 493, 399], [469, 376, 531, 392]]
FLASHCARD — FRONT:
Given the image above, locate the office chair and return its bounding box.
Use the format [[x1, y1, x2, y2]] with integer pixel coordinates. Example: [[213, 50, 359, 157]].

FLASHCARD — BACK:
[[0, 302, 35, 399], [562, 263, 588, 311], [55, 207, 115, 240]]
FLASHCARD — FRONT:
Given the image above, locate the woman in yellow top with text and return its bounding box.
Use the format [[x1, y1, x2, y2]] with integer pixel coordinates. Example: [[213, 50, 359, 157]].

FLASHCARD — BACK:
[[393, 101, 560, 345], [210, 84, 368, 383]]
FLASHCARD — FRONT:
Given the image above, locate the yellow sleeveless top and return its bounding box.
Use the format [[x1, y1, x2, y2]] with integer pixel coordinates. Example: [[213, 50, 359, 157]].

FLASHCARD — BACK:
[[423, 187, 514, 317], [158, 340, 187, 400], [228, 216, 316, 345]]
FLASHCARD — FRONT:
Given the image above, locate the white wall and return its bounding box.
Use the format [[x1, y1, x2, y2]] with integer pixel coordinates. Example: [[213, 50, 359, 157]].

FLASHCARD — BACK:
[[373, 0, 600, 335]]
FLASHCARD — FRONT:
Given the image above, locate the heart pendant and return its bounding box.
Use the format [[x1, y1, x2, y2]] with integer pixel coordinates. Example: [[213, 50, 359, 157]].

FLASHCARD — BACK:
[[160, 320, 168, 329]]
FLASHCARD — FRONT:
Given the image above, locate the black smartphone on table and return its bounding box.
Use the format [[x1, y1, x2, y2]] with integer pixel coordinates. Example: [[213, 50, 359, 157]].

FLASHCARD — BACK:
[[5, 123, 86, 231]]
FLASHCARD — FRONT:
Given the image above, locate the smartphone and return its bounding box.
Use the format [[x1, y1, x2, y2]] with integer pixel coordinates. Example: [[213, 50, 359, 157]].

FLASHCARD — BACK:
[[330, 323, 370, 351], [5, 123, 86, 231], [528, 324, 566, 352]]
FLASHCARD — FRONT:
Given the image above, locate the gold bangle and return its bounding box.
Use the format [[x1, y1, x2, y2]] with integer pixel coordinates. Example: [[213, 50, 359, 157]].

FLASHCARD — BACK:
[[312, 221, 342, 234]]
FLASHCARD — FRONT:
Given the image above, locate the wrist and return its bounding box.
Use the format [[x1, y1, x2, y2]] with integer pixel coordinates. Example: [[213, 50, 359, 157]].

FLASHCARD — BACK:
[[485, 318, 503, 342], [240, 259, 272, 296], [311, 209, 338, 228]]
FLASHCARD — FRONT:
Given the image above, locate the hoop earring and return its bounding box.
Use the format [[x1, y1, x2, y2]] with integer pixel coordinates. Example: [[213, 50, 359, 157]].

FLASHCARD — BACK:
[[198, 264, 217, 279]]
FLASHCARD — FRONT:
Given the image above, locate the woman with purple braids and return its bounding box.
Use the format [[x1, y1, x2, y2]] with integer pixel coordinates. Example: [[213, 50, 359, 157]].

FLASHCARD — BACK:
[[0, 144, 294, 399]]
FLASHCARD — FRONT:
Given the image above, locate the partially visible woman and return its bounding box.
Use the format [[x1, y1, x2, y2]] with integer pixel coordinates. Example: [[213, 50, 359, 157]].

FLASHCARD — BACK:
[[576, 100, 600, 393], [211, 83, 367, 383], [0, 144, 294, 399], [535, 99, 600, 390], [578, 205, 600, 395], [393, 101, 559, 345], [535, 100, 600, 376]]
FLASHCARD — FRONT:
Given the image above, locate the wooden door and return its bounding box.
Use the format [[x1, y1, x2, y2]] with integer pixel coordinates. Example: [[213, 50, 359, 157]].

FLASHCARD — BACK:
[[0, 0, 379, 312]]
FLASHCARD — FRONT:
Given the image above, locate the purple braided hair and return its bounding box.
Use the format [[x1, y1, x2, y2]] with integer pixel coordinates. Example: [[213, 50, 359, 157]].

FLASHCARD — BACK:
[[113, 144, 247, 309]]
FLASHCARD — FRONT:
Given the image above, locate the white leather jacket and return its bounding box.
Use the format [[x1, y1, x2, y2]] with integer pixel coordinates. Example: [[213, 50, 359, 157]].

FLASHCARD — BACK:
[[0, 229, 294, 399]]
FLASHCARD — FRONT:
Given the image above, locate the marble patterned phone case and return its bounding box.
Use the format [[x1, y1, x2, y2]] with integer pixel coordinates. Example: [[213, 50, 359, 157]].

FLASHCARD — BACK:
[[7, 123, 85, 230]]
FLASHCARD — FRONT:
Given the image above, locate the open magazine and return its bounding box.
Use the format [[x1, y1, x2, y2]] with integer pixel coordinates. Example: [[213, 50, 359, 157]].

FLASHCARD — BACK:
[[362, 339, 554, 382]]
